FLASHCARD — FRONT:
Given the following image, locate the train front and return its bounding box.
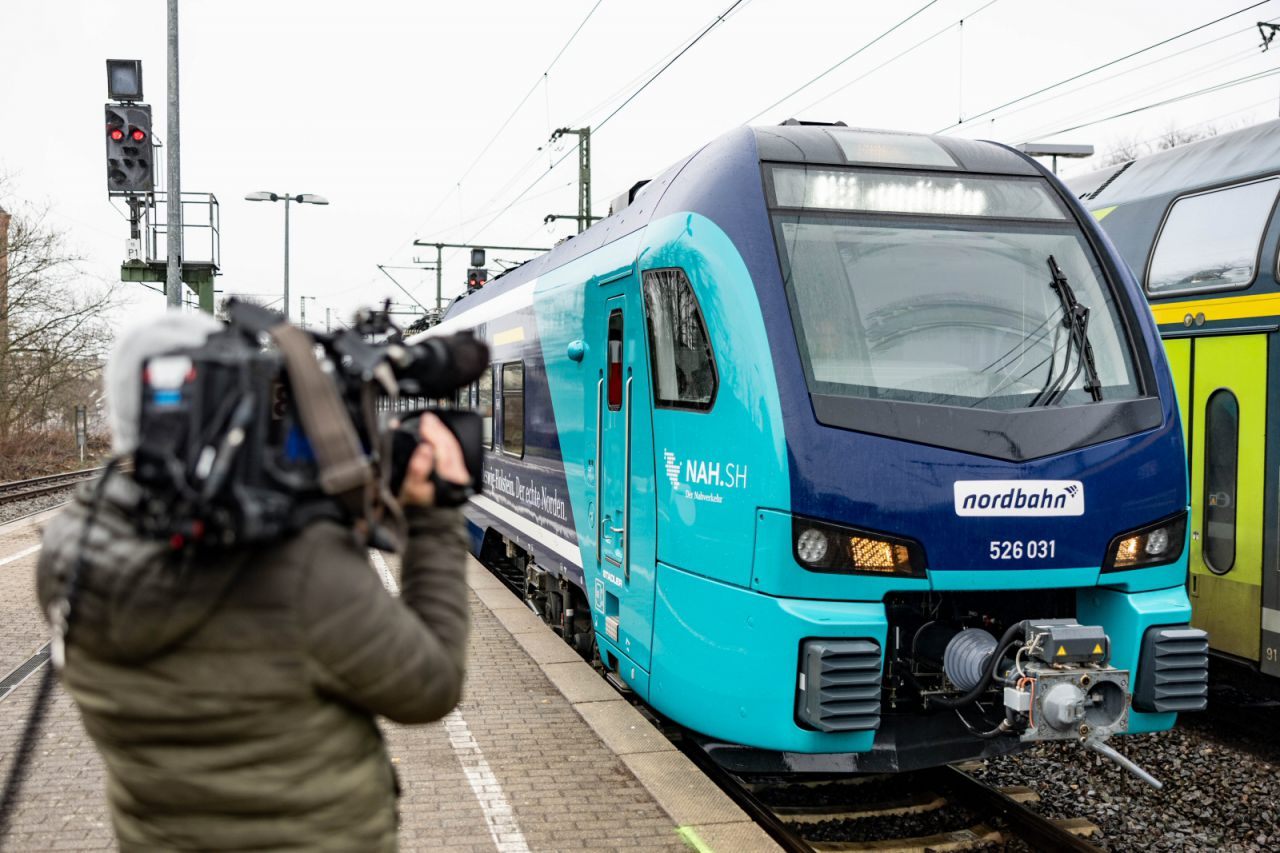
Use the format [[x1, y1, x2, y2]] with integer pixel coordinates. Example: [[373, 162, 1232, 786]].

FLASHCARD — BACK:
[[646, 126, 1207, 779]]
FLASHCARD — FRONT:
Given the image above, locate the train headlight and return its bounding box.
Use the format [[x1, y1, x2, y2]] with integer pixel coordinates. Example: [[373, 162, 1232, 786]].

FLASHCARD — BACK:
[[791, 516, 926, 578], [796, 528, 829, 564], [1104, 511, 1186, 572]]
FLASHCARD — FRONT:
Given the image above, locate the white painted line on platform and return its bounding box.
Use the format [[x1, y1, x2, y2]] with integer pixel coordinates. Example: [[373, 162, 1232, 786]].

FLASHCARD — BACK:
[[0, 544, 42, 567], [370, 549, 529, 853], [369, 550, 399, 596], [443, 708, 532, 853]]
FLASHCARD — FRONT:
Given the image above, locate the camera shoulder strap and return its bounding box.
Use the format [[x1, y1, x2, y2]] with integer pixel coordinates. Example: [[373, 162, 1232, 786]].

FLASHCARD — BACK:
[[269, 323, 372, 503]]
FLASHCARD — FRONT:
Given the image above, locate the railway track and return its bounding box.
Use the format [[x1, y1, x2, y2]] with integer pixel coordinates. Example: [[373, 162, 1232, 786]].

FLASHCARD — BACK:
[[0, 467, 107, 506], [680, 743, 1102, 853]]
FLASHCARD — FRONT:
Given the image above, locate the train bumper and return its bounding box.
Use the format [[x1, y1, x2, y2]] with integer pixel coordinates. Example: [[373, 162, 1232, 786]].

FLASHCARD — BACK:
[[649, 561, 885, 754], [643, 562, 1193, 755], [1078, 583, 1195, 734]]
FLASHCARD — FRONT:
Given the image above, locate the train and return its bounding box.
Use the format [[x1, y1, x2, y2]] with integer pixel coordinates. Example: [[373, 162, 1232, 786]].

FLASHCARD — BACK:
[[416, 121, 1208, 776], [1067, 119, 1280, 679]]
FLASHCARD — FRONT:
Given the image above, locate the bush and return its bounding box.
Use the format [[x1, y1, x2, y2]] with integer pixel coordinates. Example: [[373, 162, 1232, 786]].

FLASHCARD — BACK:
[[0, 429, 109, 481]]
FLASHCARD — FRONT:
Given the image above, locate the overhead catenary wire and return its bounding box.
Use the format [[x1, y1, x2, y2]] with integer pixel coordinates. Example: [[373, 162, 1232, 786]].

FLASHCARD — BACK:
[[327, 181, 575, 298], [745, 0, 945, 124], [936, 0, 1271, 133], [451, 0, 606, 193], [376, 0, 606, 266], [457, 0, 752, 249], [1012, 46, 1260, 145], [1024, 65, 1280, 141], [950, 20, 1265, 135], [790, 0, 1002, 119]]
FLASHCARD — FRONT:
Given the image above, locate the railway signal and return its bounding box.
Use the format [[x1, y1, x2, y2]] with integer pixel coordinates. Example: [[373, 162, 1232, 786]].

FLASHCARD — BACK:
[[105, 103, 154, 194], [466, 268, 488, 290]]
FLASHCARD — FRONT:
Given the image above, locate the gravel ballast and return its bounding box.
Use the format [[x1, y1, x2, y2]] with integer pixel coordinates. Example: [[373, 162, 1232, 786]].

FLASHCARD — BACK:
[[973, 724, 1277, 851], [0, 490, 73, 525]]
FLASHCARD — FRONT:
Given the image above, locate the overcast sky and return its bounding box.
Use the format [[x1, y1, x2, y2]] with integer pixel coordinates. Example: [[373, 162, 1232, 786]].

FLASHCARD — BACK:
[[3, 0, 1277, 327]]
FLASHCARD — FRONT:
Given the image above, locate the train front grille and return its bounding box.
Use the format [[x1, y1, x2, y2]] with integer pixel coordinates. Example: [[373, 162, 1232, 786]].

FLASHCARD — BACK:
[[1134, 625, 1209, 713], [796, 638, 882, 732]]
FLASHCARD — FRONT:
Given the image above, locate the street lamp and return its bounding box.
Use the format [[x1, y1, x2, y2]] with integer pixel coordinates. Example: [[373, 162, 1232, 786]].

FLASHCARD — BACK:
[[244, 191, 329, 320]]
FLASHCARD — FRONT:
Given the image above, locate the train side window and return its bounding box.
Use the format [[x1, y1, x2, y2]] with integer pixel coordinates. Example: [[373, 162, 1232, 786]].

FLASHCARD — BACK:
[[502, 362, 524, 457], [607, 310, 624, 411], [1203, 389, 1239, 574], [478, 367, 494, 449], [1148, 177, 1280, 296], [642, 268, 717, 411]]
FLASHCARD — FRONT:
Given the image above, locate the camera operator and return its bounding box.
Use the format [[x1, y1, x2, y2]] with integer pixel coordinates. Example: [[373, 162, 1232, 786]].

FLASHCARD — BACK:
[[34, 312, 472, 852]]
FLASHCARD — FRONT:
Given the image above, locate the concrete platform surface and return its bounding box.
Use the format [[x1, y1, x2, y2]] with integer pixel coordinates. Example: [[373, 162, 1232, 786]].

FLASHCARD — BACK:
[[0, 511, 778, 852]]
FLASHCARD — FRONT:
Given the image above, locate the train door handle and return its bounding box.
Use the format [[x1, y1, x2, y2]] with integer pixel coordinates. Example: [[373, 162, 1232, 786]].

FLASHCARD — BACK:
[[595, 377, 604, 565], [608, 524, 625, 533], [623, 375, 633, 582]]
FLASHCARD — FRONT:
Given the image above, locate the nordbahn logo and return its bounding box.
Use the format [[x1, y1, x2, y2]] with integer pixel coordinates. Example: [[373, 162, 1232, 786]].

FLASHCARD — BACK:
[[953, 480, 1084, 517]]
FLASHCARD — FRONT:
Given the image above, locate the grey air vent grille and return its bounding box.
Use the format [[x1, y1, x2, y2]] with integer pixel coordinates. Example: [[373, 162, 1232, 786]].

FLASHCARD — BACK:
[[1134, 625, 1209, 713], [796, 638, 882, 733], [1086, 159, 1134, 201]]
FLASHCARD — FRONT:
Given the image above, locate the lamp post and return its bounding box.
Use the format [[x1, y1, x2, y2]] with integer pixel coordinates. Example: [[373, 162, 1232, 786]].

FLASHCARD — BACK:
[[244, 192, 328, 320]]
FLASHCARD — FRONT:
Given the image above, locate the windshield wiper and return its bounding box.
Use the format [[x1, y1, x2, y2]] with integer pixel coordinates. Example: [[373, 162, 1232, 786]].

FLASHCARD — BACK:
[[1031, 255, 1103, 406]]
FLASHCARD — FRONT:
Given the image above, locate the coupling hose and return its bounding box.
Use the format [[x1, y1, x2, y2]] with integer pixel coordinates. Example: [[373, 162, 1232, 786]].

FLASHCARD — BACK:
[[926, 620, 1028, 711]]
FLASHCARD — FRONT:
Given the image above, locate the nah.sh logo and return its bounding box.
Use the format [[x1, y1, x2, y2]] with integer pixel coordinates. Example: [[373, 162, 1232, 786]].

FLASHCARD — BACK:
[[953, 480, 1084, 517], [663, 450, 681, 490]]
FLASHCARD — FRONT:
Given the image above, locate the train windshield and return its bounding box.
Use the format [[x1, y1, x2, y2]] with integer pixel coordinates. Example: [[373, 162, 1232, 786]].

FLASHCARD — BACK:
[[769, 166, 1141, 410]]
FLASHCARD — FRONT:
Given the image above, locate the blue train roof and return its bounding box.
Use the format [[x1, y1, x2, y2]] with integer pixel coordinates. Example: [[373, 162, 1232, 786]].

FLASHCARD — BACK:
[[440, 124, 1041, 322]]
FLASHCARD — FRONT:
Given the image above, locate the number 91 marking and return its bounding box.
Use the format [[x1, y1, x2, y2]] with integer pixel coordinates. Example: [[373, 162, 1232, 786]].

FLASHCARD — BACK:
[[989, 540, 1055, 560]]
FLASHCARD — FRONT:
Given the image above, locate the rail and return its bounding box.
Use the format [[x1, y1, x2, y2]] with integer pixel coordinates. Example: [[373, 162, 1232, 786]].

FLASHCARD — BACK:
[[0, 468, 109, 505], [678, 735, 1103, 852]]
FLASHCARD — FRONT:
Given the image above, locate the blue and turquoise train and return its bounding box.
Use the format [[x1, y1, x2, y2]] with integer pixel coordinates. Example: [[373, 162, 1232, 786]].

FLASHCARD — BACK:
[[417, 122, 1208, 774]]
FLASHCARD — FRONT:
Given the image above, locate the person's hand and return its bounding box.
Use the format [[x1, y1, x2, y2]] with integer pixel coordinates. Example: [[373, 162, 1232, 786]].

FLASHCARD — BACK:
[[399, 413, 470, 508]]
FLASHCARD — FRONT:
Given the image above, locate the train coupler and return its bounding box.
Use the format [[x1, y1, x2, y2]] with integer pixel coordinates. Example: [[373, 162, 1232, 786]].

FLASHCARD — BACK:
[[1001, 621, 1162, 788]]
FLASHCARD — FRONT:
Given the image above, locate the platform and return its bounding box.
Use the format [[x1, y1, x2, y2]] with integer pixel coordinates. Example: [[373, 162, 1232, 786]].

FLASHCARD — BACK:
[[0, 509, 776, 852]]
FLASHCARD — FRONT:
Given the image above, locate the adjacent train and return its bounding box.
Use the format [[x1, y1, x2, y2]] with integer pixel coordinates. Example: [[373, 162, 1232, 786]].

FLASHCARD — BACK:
[[418, 122, 1208, 773], [1068, 119, 1280, 678]]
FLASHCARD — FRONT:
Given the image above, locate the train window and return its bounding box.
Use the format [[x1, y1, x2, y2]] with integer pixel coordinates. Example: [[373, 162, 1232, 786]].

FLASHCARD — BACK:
[[1148, 177, 1280, 296], [642, 269, 717, 411], [1202, 389, 1239, 574], [478, 367, 494, 449], [774, 213, 1140, 410], [502, 362, 524, 456], [607, 310, 624, 411]]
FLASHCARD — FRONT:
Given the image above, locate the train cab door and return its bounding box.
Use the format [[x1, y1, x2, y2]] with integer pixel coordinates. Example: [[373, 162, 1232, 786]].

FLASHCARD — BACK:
[[1184, 334, 1267, 662], [593, 292, 657, 678]]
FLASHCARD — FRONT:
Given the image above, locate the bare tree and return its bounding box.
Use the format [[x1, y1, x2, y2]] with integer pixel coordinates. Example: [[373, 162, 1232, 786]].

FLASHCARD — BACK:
[[1098, 133, 1146, 167], [1154, 121, 1221, 152], [1097, 120, 1237, 168], [0, 185, 118, 464]]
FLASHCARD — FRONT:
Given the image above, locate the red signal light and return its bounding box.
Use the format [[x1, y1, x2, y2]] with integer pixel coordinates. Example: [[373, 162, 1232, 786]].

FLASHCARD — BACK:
[[109, 128, 125, 141], [131, 129, 146, 142]]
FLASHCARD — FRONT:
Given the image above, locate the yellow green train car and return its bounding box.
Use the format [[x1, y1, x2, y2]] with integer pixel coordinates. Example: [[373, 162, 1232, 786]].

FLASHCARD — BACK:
[[1068, 120, 1280, 676]]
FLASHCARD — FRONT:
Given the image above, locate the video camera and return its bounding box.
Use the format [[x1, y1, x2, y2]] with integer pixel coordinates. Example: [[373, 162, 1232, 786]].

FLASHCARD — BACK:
[[132, 299, 487, 550]]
